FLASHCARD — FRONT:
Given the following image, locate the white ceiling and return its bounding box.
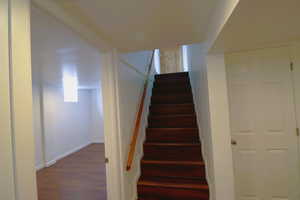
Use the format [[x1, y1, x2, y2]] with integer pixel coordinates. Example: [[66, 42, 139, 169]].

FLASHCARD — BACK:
[[211, 0, 300, 53], [31, 7, 102, 89], [55, 0, 219, 52]]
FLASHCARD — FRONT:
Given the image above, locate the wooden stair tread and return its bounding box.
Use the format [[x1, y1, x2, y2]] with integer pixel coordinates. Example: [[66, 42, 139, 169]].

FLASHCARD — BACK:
[[141, 160, 204, 166], [138, 177, 208, 190]]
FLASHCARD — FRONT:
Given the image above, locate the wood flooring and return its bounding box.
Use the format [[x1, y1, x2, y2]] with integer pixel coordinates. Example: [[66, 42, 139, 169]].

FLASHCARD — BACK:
[[37, 144, 107, 200]]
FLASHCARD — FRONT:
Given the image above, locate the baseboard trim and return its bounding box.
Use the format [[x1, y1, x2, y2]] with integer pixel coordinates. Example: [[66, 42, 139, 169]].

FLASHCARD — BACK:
[[55, 142, 92, 162], [38, 142, 92, 171], [91, 140, 104, 144]]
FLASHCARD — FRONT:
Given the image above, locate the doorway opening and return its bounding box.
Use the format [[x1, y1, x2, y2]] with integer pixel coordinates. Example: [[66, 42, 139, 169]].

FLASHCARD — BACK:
[[31, 7, 107, 200]]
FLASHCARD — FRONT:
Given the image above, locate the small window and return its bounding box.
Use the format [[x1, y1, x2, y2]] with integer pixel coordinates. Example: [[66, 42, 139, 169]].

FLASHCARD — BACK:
[[154, 49, 161, 74], [182, 45, 189, 72], [63, 73, 78, 102]]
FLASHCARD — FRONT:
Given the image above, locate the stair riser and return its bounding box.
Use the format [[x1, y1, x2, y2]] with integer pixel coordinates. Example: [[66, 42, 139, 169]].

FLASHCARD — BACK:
[[152, 87, 192, 96], [151, 95, 193, 104], [150, 105, 195, 115], [152, 87, 192, 95], [146, 130, 199, 143], [153, 82, 190, 89], [155, 72, 189, 80], [153, 83, 191, 89], [143, 145, 202, 161], [141, 164, 206, 179], [148, 116, 197, 128], [155, 79, 189, 85], [138, 186, 209, 200]]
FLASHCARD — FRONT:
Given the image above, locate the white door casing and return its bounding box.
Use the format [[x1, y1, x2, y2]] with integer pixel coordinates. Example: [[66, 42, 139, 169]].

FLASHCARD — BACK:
[[0, 0, 38, 199], [0, 0, 16, 199], [291, 44, 300, 193], [226, 47, 300, 200], [100, 50, 124, 200]]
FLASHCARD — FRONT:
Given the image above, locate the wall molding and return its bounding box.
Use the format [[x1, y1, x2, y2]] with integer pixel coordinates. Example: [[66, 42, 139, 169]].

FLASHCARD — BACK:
[[92, 140, 105, 144]]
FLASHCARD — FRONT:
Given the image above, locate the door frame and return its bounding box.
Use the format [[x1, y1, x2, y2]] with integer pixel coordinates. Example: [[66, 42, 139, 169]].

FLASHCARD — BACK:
[[0, 1, 124, 199], [0, 0, 16, 199], [100, 50, 125, 200], [226, 46, 300, 199], [290, 44, 300, 187], [0, 0, 38, 199]]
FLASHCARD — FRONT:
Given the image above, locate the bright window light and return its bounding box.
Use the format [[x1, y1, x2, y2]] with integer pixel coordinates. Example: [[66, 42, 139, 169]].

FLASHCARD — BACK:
[[182, 45, 189, 72], [63, 73, 78, 102], [154, 49, 161, 74]]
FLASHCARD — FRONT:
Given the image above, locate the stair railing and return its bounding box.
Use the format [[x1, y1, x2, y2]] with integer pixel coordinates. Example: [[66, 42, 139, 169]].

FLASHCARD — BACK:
[[126, 50, 155, 171]]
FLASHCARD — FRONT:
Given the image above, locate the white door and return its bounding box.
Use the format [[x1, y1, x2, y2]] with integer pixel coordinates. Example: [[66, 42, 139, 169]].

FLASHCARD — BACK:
[[226, 47, 300, 200]]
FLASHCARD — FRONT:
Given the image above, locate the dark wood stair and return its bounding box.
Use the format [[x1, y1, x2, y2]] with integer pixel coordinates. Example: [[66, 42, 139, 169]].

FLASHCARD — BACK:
[[137, 72, 209, 200], [146, 128, 199, 143], [149, 104, 195, 115], [151, 94, 193, 104], [148, 114, 197, 128], [141, 160, 207, 179]]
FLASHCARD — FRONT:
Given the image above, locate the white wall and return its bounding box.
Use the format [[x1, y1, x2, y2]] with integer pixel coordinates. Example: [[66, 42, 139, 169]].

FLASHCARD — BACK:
[[31, 6, 105, 170], [206, 0, 240, 50], [187, 43, 235, 200], [31, 83, 105, 169], [32, 83, 44, 170], [90, 88, 105, 143], [43, 85, 92, 165], [116, 51, 154, 200], [120, 51, 153, 74], [187, 43, 216, 199], [206, 54, 235, 200]]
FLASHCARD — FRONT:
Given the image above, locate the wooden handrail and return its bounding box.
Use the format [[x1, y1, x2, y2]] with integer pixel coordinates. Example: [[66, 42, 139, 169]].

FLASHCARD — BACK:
[[126, 50, 155, 171]]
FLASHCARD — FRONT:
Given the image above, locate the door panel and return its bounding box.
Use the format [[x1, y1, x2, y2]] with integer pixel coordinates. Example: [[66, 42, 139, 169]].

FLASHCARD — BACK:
[[226, 47, 300, 200]]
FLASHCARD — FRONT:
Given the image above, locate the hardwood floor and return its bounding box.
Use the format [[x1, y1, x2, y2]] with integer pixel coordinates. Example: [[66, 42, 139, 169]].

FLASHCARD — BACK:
[[37, 144, 107, 200]]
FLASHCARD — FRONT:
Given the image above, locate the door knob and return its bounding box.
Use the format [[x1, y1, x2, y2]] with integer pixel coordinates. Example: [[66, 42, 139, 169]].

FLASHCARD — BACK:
[[231, 139, 237, 145]]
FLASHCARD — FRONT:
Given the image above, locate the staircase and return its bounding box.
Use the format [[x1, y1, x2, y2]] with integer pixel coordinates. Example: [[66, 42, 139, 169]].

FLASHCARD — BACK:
[[137, 72, 209, 200]]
